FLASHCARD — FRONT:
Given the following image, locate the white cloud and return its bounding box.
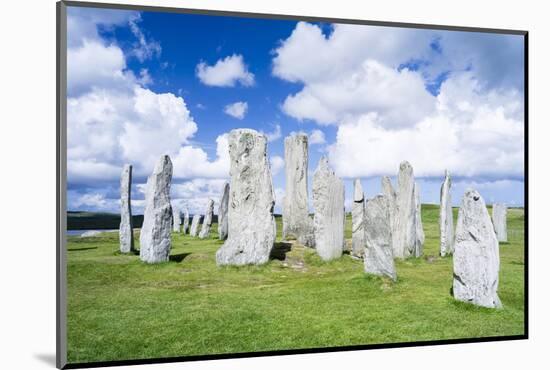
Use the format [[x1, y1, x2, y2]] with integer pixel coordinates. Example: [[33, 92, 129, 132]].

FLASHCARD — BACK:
[[71, 193, 112, 210], [67, 10, 229, 187], [270, 155, 284, 176], [171, 178, 228, 214], [262, 124, 282, 142], [128, 14, 161, 62], [224, 101, 248, 119], [273, 22, 524, 181], [309, 129, 326, 145], [138, 68, 153, 85], [327, 73, 524, 179], [273, 187, 285, 214], [196, 54, 255, 87]]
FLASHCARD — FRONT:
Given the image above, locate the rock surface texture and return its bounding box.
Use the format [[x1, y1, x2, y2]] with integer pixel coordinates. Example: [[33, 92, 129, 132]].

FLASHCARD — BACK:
[[199, 199, 214, 239], [182, 208, 190, 234], [190, 215, 202, 237], [394, 161, 418, 259], [312, 157, 345, 261], [413, 182, 424, 257], [282, 134, 313, 246], [492, 203, 508, 242], [172, 206, 181, 233], [351, 179, 366, 258], [439, 170, 454, 256], [452, 189, 502, 308], [119, 164, 134, 253], [381, 176, 398, 255], [216, 129, 276, 266], [364, 195, 396, 281], [218, 182, 230, 240], [139, 155, 173, 264]]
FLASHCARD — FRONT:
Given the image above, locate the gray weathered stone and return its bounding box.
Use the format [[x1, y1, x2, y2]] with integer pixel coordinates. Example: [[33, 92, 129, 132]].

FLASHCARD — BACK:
[[364, 195, 396, 281], [119, 164, 134, 253], [139, 155, 173, 264], [413, 182, 424, 257], [439, 170, 454, 256], [218, 182, 229, 240], [394, 161, 417, 259], [182, 207, 190, 234], [172, 206, 182, 233], [452, 189, 502, 308], [492, 203, 508, 243], [189, 214, 202, 237], [282, 134, 313, 246], [381, 176, 398, 255], [312, 157, 345, 261], [199, 199, 214, 239], [216, 129, 276, 266], [351, 179, 366, 258]]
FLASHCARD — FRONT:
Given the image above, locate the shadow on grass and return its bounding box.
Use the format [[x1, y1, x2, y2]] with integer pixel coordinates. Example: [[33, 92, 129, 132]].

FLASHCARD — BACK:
[[270, 242, 292, 261], [170, 253, 191, 263], [67, 246, 97, 252]]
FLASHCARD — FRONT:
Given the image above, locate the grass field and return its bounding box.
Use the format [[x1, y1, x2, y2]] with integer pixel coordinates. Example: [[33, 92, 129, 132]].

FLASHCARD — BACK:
[[66, 204, 525, 364]]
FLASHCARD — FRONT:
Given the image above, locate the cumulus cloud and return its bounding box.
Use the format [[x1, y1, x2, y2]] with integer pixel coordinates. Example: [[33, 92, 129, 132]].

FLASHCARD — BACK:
[[224, 101, 248, 119], [273, 22, 524, 181], [171, 178, 228, 214], [309, 129, 326, 145], [261, 124, 282, 142], [327, 73, 524, 179], [67, 8, 229, 191], [270, 155, 284, 176], [196, 54, 255, 87]]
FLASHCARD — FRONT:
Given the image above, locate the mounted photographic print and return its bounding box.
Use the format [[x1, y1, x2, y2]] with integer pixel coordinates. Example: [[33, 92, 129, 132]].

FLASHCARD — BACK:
[[56, 1, 527, 368]]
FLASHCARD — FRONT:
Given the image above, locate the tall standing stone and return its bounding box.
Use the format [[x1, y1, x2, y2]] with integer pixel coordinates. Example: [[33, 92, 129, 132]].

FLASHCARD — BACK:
[[139, 155, 173, 264], [199, 199, 214, 239], [453, 189, 501, 308], [119, 164, 134, 253], [492, 203, 508, 242], [172, 206, 182, 233], [364, 195, 396, 281], [182, 207, 190, 234], [189, 214, 202, 237], [439, 170, 454, 256], [216, 129, 276, 266], [312, 157, 345, 261], [413, 182, 424, 257], [381, 176, 398, 255], [394, 161, 417, 259], [282, 134, 313, 246], [218, 182, 229, 240], [351, 179, 366, 258]]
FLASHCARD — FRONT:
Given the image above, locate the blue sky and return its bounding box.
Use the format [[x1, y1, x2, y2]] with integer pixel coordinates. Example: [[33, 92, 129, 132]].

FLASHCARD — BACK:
[[66, 6, 525, 215]]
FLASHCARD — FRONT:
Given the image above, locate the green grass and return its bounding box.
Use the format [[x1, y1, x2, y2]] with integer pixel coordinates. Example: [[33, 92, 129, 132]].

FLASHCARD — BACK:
[[67, 205, 525, 363]]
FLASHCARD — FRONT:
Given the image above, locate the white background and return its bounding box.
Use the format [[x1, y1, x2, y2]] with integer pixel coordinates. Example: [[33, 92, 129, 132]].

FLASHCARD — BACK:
[[0, 0, 547, 369]]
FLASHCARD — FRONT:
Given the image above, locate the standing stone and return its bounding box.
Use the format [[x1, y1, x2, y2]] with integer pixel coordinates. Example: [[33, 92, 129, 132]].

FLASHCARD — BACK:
[[413, 182, 424, 257], [172, 206, 182, 233], [282, 134, 313, 246], [439, 170, 454, 256], [351, 179, 366, 258], [189, 214, 202, 237], [364, 195, 396, 281], [218, 182, 230, 240], [139, 155, 173, 264], [452, 189, 501, 308], [394, 161, 417, 259], [199, 199, 214, 239], [216, 129, 276, 266], [492, 203, 508, 242], [381, 176, 398, 255], [182, 207, 190, 234], [312, 157, 345, 261], [119, 164, 134, 253]]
